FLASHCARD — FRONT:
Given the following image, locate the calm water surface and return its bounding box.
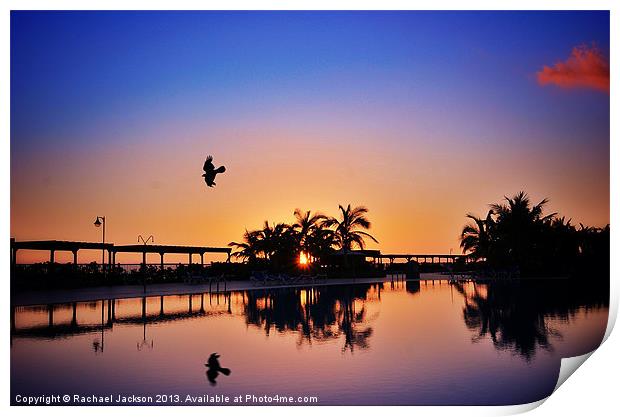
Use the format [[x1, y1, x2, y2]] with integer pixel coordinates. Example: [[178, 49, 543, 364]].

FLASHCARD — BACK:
[[11, 278, 608, 405]]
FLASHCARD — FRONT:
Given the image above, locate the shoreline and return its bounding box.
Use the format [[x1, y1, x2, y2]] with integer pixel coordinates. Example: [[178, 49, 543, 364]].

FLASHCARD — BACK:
[[11, 274, 437, 306], [10, 273, 570, 307]]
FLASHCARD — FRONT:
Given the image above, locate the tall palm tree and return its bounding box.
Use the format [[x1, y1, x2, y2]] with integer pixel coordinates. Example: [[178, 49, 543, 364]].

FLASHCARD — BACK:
[[490, 191, 555, 225], [305, 226, 338, 262], [324, 204, 378, 259], [257, 221, 288, 261], [460, 210, 494, 261], [229, 229, 262, 263], [259, 221, 299, 269], [490, 191, 556, 267], [291, 209, 327, 256]]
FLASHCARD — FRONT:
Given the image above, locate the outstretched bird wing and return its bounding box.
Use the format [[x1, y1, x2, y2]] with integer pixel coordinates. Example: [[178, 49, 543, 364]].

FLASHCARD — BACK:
[[203, 155, 215, 172]]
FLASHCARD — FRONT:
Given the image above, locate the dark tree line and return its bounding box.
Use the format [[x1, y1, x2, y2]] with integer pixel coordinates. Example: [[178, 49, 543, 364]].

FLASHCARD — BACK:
[[460, 192, 609, 277]]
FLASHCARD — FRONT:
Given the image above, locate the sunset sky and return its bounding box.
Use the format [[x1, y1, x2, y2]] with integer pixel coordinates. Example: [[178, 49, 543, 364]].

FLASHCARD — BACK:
[[11, 11, 610, 263]]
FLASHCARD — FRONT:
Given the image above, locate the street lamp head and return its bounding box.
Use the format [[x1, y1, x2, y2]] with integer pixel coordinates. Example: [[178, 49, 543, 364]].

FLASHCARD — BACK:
[[94, 217, 102, 227]]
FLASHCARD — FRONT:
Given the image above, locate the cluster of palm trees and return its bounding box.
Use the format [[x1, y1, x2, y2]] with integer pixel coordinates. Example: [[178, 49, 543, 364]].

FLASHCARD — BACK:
[[460, 191, 609, 275], [229, 204, 378, 270]]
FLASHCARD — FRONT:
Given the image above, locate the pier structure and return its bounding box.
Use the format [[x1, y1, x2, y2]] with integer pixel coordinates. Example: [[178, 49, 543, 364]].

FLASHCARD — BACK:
[[376, 253, 467, 266], [111, 244, 231, 270], [10, 239, 231, 270], [10, 239, 114, 269]]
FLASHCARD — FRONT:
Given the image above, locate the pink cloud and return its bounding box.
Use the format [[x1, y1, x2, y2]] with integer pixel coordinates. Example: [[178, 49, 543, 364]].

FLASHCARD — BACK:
[[537, 44, 609, 93]]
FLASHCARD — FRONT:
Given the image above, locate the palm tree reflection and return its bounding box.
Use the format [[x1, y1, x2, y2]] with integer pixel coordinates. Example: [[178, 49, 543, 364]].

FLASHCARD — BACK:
[[455, 280, 608, 360], [243, 284, 377, 352]]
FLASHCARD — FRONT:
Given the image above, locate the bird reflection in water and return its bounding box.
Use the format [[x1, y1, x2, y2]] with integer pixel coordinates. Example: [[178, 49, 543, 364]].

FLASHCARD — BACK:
[[205, 353, 231, 385]]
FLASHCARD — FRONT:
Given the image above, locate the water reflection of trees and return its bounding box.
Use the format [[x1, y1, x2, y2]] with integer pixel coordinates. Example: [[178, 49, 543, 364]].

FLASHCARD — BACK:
[[243, 284, 378, 352], [456, 280, 609, 360]]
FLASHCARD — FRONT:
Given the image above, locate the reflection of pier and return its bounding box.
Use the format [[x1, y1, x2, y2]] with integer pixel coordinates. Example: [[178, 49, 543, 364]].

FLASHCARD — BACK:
[[11, 292, 233, 340]]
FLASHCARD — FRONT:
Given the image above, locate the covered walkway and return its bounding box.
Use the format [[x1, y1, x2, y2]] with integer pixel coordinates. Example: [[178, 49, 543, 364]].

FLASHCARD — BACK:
[[10, 239, 231, 270], [111, 244, 231, 269], [378, 253, 467, 264], [10, 239, 114, 266]]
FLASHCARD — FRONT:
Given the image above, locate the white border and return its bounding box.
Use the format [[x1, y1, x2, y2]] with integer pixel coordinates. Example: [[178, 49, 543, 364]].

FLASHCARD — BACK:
[[2, 2, 617, 416]]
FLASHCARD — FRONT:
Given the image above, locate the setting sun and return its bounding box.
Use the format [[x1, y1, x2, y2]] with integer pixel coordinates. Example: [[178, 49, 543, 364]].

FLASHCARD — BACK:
[[299, 252, 309, 265]]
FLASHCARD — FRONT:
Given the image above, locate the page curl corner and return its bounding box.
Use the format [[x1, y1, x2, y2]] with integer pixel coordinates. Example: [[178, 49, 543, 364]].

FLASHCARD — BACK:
[[553, 351, 595, 393]]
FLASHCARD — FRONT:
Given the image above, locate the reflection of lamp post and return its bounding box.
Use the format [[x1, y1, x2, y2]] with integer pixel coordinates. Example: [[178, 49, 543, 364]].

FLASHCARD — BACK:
[[93, 299, 105, 354], [94, 216, 106, 270], [137, 321, 154, 351], [137, 297, 154, 351]]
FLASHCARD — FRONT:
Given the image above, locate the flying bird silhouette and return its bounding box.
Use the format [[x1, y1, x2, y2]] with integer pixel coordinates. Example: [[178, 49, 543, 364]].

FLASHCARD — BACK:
[[202, 155, 226, 188], [204, 353, 231, 385]]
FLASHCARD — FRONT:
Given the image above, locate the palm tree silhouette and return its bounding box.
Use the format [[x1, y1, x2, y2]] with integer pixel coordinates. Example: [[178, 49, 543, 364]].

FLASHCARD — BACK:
[[229, 229, 262, 264], [259, 222, 289, 260], [324, 204, 378, 251], [460, 192, 610, 276], [292, 209, 327, 261], [490, 191, 556, 268], [459, 191, 567, 272], [255, 221, 299, 269], [324, 204, 378, 267], [490, 191, 555, 226], [229, 204, 379, 272], [460, 210, 494, 261], [305, 226, 337, 263]]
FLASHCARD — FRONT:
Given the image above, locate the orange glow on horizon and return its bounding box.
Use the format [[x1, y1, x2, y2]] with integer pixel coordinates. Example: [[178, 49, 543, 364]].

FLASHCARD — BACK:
[[10, 125, 610, 265]]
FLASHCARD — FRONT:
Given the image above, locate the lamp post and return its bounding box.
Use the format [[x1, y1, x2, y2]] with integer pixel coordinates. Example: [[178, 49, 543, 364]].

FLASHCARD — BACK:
[[138, 235, 154, 245], [138, 235, 154, 267], [94, 216, 106, 271]]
